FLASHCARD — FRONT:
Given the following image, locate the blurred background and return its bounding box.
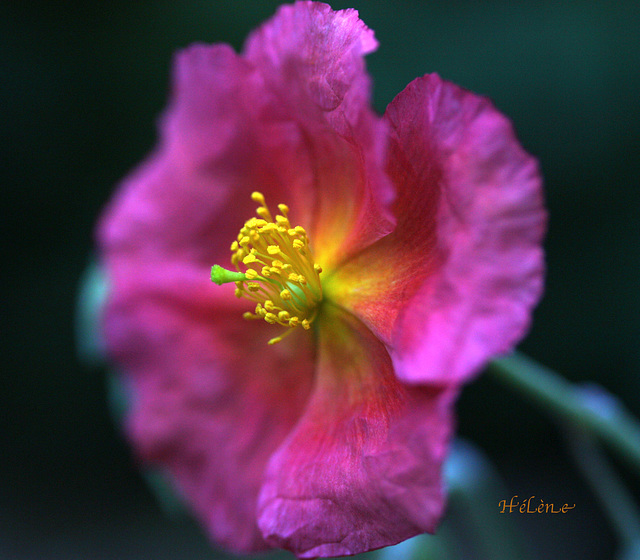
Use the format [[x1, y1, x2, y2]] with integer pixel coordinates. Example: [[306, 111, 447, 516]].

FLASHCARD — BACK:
[[2, 1, 639, 558]]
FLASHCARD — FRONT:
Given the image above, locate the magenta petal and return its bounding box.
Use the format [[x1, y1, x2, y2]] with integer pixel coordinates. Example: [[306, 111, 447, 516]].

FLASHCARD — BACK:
[[100, 3, 394, 273], [244, 1, 395, 269], [244, 1, 377, 118], [102, 262, 315, 552], [386, 75, 546, 384], [98, 45, 262, 267], [257, 305, 455, 558]]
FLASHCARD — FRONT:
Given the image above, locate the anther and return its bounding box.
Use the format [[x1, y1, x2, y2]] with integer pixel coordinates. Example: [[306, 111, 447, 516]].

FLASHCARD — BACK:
[[251, 191, 265, 205], [211, 192, 323, 344]]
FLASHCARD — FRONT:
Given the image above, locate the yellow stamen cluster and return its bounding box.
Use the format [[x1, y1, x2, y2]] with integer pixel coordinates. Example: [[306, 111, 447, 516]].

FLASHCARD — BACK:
[[230, 192, 323, 344]]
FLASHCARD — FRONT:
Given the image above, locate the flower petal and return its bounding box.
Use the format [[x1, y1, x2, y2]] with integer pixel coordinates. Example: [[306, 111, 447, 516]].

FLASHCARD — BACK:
[[102, 260, 315, 553], [257, 304, 455, 557], [244, 1, 395, 269], [329, 74, 546, 383], [100, 3, 394, 272], [98, 45, 261, 266]]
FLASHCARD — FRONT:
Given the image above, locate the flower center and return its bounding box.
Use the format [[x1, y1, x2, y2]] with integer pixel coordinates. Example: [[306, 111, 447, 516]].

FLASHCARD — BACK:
[[211, 191, 323, 345]]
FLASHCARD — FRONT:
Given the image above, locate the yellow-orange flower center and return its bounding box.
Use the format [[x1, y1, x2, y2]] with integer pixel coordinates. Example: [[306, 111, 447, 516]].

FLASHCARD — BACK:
[[211, 192, 323, 345]]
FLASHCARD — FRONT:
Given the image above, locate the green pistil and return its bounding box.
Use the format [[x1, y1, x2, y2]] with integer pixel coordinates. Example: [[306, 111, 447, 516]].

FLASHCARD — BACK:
[[210, 265, 246, 286]]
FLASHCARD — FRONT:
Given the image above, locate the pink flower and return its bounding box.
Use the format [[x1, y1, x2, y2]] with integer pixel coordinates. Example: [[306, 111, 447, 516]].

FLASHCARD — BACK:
[[97, 2, 545, 558]]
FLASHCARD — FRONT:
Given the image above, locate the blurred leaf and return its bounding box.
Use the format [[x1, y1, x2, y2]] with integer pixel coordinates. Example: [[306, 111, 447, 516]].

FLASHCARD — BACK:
[[75, 259, 108, 367]]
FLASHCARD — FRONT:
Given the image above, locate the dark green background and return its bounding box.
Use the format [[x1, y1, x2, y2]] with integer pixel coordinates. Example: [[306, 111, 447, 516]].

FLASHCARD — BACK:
[[2, 1, 639, 559]]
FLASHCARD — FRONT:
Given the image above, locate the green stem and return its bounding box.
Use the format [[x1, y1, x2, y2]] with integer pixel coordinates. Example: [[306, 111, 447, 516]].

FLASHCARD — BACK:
[[445, 440, 532, 560], [564, 427, 640, 548], [489, 352, 640, 474]]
